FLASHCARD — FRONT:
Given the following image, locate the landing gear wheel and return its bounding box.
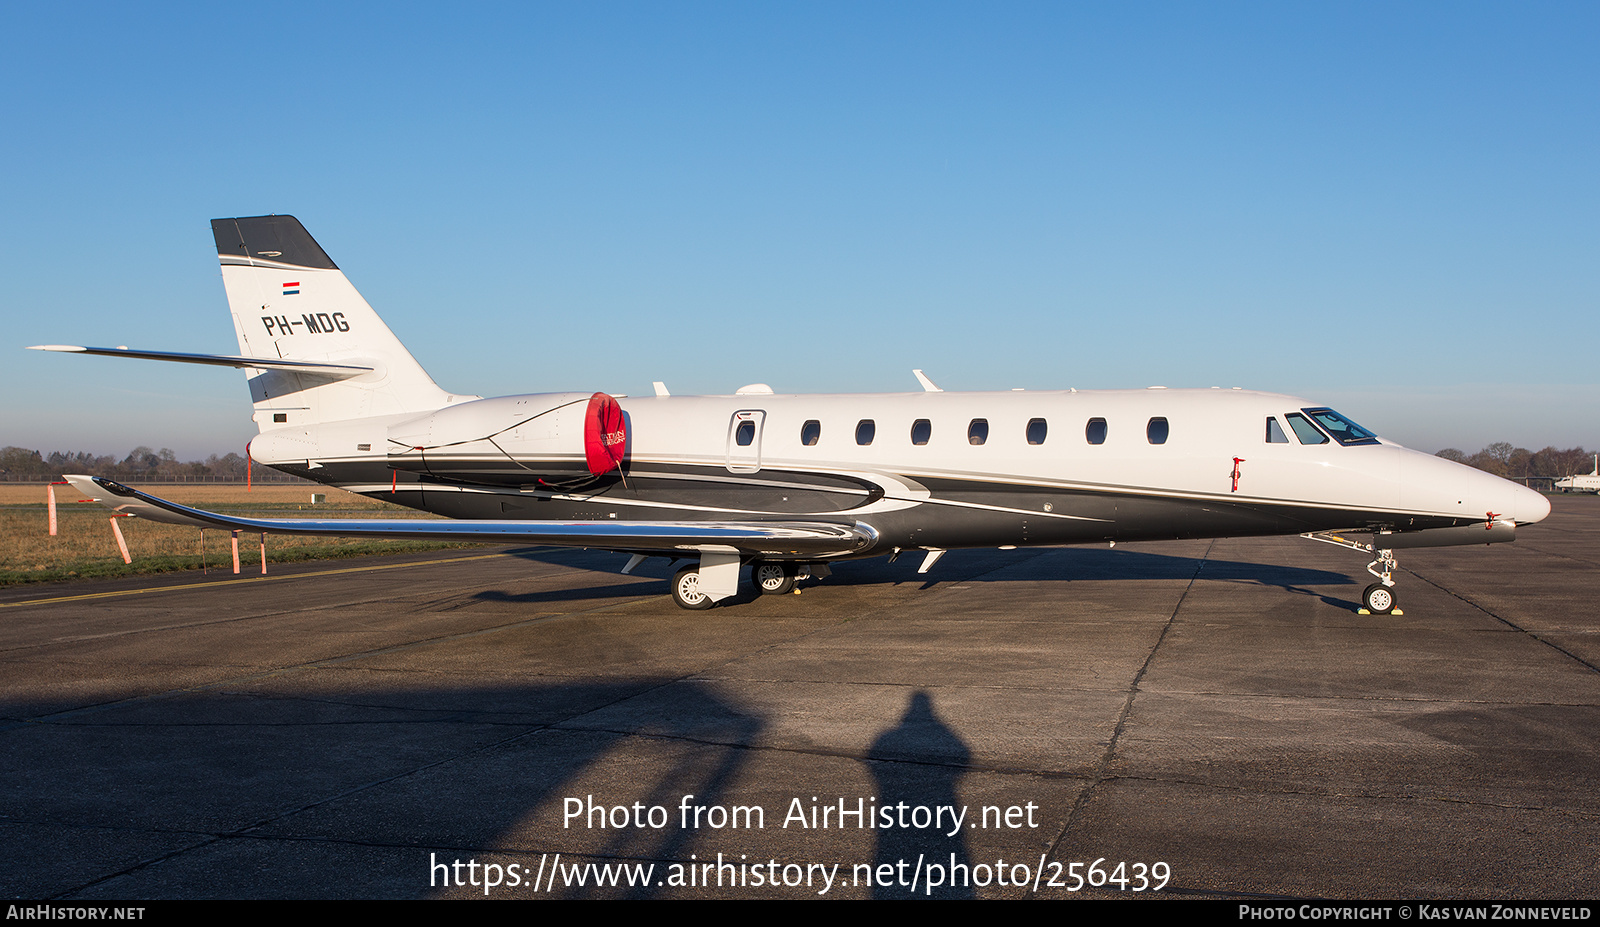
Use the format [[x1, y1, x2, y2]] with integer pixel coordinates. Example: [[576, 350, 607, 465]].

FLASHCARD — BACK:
[[672, 566, 715, 610], [753, 561, 797, 596], [1363, 583, 1396, 615]]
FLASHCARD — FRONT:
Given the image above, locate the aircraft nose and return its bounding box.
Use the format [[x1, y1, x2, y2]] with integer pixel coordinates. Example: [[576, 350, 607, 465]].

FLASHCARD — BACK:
[[1515, 482, 1551, 525], [1405, 451, 1551, 527]]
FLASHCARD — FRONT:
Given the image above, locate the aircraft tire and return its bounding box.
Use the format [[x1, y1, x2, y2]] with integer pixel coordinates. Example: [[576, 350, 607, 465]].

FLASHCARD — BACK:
[[1362, 583, 1396, 615], [753, 561, 796, 596], [672, 565, 716, 610]]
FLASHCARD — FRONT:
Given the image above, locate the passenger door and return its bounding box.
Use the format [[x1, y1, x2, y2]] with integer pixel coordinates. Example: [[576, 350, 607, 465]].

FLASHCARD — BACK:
[[725, 410, 766, 474]]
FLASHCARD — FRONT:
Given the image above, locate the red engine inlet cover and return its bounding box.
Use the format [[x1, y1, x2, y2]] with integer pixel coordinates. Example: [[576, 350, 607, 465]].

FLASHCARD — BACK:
[[583, 392, 627, 476]]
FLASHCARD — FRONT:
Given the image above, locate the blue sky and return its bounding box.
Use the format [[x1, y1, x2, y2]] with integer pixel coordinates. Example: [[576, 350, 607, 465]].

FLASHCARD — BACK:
[[3, 2, 1595, 459]]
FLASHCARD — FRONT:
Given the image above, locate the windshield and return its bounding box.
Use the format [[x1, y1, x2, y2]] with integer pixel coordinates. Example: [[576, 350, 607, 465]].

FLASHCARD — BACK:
[[1300, 407, 1380, 446]]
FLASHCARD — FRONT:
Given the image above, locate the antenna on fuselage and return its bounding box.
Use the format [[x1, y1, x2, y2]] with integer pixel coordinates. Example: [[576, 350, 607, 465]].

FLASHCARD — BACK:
[[912, 369, 942, 392]]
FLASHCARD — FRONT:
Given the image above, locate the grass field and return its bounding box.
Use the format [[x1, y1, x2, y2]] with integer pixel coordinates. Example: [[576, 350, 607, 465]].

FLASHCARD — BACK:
[[1, 483, 484, 586]]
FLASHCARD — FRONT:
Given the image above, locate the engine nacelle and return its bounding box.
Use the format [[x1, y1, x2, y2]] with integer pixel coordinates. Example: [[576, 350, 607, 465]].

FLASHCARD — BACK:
[[387, 391, 627, 478]]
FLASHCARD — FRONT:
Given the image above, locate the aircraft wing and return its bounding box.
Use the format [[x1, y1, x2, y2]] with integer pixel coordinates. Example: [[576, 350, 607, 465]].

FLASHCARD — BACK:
[[61, 476, 876, 558]]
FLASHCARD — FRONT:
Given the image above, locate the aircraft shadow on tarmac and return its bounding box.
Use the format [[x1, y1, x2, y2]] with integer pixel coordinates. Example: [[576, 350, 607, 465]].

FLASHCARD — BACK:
[[480, 545, 1357, 610], [5, 678, 975, 899]]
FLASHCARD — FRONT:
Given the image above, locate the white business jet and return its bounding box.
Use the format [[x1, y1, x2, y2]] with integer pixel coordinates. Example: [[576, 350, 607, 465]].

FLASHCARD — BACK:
[[1555, 456, 1600, 494], [32, 216, 1550, 613]]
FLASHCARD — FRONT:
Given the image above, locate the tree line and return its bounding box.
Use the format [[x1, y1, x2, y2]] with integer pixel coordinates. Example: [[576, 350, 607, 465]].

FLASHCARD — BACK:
[[0, 446, 305, 483], [1434, 444, 1594, 479]]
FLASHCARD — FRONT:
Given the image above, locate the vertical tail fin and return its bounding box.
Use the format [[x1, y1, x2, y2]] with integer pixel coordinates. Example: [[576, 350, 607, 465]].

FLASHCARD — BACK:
[[212, 216, 456, 428]]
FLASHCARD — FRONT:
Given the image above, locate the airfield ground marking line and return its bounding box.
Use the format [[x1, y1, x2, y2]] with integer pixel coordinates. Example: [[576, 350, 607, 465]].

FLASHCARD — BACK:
[[676, 545, 1075, 695], [0, 551, 519, 609], [620, 547, 1102, 766], [44, 680, 606, 903], [1506, 542, 1600, 569], [525, 553, 1082, 797], [1403, 566, 1600, 677], [3, 580, 662, 733], [0, 560, 590, 658], [34, 588, 687, 900], [7, 592, 676, 895], [20, 586, 658, 748], [1044, 540, 1212, 866]]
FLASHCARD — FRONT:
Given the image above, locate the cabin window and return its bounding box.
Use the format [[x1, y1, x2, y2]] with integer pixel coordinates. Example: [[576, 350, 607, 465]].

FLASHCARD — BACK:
[[911, 419, 932, 445], [1285, 412, 1329, 445], [1301, 407, 1380, 446], [735, 421, 756, 446], [1086, 418, 1107, 445], [801, 420, 821, 446], [856, 420, 876, 445], [1147, 417, 1169, 445], [1026, 418, 1048, 445], [1266, 417, 1288, 443], [968, 419, 989, 445]]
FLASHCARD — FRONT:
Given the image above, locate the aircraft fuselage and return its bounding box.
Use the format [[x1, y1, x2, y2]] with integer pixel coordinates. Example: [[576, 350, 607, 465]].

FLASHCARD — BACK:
[[248, 386, 1547, 559]]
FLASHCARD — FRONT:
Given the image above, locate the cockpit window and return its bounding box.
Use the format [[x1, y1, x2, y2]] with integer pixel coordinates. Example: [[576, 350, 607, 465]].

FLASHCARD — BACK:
[[1265, 417, 1288, 444], [1285, 413, 1329, 445], [1301, 408, 1380, 446]]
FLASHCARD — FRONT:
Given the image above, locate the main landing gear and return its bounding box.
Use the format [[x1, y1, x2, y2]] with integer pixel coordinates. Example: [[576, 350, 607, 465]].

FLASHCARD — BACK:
[[672, 565, 716, 610], [665, 559, 810, 610], [752, 561, 798, 596], [1302, 532, 1403, 616]]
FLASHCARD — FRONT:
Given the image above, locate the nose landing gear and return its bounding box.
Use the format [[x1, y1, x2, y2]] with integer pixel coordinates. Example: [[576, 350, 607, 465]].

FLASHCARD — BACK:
[[1361, 582, 1396, 615], [1361, 548, 1399, 615], [1302, 531, 1404, 616]]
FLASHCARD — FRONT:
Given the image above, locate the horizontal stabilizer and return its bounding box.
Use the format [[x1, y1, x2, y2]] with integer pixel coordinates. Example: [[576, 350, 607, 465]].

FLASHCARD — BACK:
[[62, 476, 877, 558], [28, 345, 372, 378]]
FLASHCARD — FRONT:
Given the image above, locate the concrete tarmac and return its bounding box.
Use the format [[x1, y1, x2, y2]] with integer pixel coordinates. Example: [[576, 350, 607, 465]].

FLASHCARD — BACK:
[[2, 496, 1597, 899]]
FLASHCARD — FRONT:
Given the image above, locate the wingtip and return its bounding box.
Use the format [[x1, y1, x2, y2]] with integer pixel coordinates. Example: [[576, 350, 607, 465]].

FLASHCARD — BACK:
[[60, 475, 102, 500], [27, 345, 86, 352]]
